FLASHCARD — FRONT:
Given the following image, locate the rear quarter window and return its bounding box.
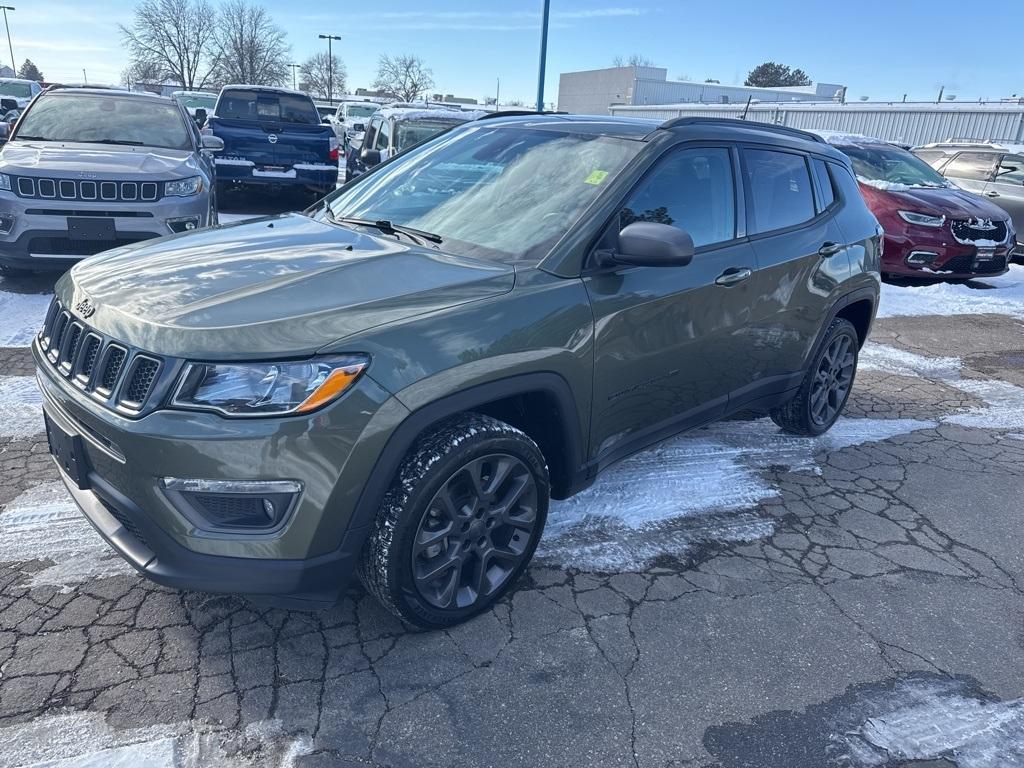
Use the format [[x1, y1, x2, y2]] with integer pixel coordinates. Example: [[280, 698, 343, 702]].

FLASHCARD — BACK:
[[826, 161, 865, 206]]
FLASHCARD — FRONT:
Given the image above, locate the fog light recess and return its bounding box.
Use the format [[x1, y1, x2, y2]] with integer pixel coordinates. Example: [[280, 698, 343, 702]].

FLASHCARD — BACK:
[[906, 250, 939, 266], [0, 214, 15, 235], [167, 216, 202, 234], [161, 478, 302, 533]]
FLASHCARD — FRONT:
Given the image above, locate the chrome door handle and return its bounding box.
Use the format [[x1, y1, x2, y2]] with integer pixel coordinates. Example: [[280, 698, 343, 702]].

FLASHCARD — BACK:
[[818, 241, 843, 257], [984, 190, 1001, 198], [715, 267, 752, 286]]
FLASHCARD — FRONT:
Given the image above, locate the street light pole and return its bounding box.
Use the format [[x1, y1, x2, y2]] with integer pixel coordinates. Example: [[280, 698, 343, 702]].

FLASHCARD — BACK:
[[0, 6, 15, 74], [317, 34, 341, 104], [289, 63, 299, 91], [535, 0, 550, 112]]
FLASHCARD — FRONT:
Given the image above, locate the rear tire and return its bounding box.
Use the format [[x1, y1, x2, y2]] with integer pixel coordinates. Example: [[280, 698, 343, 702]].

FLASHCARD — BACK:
[[358, 413, 549, 629], [771, 318, 859, 436]]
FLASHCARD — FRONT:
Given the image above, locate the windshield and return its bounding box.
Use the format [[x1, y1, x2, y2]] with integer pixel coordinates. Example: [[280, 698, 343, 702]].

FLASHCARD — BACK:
[[395, 119, 463, 151], [14, 94, 192, 150], [325, 125, 641, 261], [175, 93, 217, 111], [344, 103, 378, 119], [316, 106, 334, 119], [216, 89, 320, 125], [840, 143, 948, 188], [0, 81, 31, 99]]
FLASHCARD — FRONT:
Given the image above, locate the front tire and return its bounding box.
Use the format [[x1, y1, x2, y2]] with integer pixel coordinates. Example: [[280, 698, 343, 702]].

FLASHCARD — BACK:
[[771, 318, 859, 436], [358, 413, 549, 629]]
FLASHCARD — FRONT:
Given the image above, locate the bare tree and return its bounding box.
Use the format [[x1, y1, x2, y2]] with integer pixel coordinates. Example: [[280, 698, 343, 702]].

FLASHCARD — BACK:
[[372, 54, 434, 102], [613, 54, 655, 67], [120, 0, 220, 90], [299, 51, 346, 100], [121, 59, 164, 89], [215, 0, 289, 86]]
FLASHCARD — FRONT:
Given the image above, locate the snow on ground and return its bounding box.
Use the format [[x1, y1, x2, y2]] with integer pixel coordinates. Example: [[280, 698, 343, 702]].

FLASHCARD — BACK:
[[0, 375, 43, 438], [835, 676, 1024, 768], [539, 415, 934, 571], [0, 288, 51, 347], [0, 481, 132, 589], [0, 712, 313, 768], [878, 264, 1024, 319]]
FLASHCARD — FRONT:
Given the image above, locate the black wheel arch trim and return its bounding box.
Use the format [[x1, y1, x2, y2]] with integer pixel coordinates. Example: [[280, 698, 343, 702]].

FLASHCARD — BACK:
[[343, 372, 587, 550], [810, 286, 877, 358]]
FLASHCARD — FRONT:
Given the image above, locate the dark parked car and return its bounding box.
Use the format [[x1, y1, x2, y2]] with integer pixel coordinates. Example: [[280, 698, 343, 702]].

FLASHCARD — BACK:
[[818, 132, 1015, 279], [913, 142, 1024, 260], [36, 116, 879, 628], [347, 105, 485, 180], [207, 85, 338, 199]]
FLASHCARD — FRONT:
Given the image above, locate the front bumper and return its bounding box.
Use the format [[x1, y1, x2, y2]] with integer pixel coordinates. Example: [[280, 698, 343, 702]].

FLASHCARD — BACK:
[[881, 223, 1015, 279], [35, 338, 408, 600], [0, 191, 212, 269]]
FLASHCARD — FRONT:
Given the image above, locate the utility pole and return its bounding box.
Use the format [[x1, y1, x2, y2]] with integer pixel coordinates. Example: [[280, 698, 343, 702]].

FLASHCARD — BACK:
[[82, 69, 87, 84], [535, 0, 550, 112], [0, 6, 15, 73], [496, 77, 500, 107], [318, 34, 341, 104], [289, 63, 299, 91], [936, 85, 944, 104]]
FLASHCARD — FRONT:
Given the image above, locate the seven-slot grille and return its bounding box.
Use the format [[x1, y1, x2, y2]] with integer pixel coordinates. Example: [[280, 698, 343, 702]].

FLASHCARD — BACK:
[[38, 298, 164, 412], [14, 176, 162, 203]]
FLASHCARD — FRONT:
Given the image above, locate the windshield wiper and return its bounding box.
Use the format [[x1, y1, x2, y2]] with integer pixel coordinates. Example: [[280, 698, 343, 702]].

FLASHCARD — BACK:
[[13, 135, 50, 141], [88, 139, 146, 146], [330, 214, 443, 246]]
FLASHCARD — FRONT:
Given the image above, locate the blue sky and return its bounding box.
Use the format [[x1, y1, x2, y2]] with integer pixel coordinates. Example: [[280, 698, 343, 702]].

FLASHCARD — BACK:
[[6, 1, 1023, 104]]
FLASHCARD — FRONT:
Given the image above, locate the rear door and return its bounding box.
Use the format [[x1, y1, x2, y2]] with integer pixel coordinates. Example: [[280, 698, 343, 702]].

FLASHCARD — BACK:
[[584, 144, 760, 462], [984, 154, 1024, 243], [739, 146, 852, 395]]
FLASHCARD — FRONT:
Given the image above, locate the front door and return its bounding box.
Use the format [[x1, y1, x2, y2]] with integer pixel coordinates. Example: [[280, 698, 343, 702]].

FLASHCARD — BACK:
[[584, 145, 759, 463]]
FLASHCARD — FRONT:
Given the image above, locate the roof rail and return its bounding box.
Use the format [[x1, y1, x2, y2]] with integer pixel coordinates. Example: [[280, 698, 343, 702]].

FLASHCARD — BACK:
[[475, 110, 566, 121], [658, 116, 825, 143]]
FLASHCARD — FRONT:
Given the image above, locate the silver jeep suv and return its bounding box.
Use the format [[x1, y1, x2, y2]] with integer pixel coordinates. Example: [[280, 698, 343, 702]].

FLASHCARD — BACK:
[[0, 86, 222, 274]]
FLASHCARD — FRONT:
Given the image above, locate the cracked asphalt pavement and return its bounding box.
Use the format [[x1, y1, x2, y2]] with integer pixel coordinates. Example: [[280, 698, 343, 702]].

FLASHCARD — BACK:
[[2, 263, 1024, 766]]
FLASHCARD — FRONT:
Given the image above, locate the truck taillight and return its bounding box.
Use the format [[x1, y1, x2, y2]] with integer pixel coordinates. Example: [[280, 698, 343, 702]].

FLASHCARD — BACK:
[[329, 136, 339, 163]]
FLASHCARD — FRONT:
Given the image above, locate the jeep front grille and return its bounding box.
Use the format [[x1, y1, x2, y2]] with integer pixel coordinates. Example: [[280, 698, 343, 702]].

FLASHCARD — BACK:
[[37, 297, 168, 414], [14, 176, 162, 203]]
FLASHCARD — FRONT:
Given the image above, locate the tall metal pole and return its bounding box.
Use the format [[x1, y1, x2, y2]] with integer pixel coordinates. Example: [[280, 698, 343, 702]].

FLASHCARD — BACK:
[[318, 34, 341, 104], [289, 63, 299, 91], [535, 0, 550, 112], [1, 7, 15, 74]]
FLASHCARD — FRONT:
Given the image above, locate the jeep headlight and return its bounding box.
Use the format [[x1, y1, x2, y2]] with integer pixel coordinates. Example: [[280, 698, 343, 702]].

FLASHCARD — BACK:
[[0, 173, 10, 192], [898, 210, 945, 228], [164, 176, 203, 196], [171, 355, 369, 417]]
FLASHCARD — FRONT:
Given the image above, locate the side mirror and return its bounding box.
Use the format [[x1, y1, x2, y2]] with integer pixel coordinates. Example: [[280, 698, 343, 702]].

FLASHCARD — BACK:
[[614, 222, 694, 267], [201, 134, 224, 152], [352, 122, 365, 133], [360, 147, 382, 167]]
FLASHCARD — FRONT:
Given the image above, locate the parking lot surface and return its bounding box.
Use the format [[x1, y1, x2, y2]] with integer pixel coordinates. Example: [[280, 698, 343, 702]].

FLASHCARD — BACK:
[[1, 230, 1023, 765]]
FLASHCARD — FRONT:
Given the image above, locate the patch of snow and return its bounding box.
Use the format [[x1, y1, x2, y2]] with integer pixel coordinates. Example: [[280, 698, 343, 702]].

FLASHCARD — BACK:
[[0, 712, 313, 768], [0, 289, 51, 346], [810, 129, 889, 146], [217, 212, 265, 224], [859, 344, 962, 379], [0, 481, 131, 589], [836, 676, 1024, 768], [540, 415, 934, 571], [858, 176, 950, 191], [0, 375, 44, 438], [879, 264, 1024, 319]]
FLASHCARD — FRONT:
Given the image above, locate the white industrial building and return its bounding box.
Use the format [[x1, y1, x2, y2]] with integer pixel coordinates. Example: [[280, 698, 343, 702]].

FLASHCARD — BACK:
[[557, 65, 845, 115], [607, 101, 1024, 147]]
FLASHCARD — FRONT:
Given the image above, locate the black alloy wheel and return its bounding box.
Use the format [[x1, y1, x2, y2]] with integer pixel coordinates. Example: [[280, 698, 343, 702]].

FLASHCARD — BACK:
[[809, 334, 856, 427]]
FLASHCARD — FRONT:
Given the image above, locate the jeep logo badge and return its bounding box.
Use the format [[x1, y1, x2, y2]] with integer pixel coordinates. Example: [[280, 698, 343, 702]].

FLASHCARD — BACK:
[[268, 134, 278, 144], [75, 297, 96, 319]]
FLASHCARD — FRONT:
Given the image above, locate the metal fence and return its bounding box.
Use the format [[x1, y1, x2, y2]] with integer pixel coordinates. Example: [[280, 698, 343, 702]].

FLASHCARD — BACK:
[[608, 101, 1024, 147]]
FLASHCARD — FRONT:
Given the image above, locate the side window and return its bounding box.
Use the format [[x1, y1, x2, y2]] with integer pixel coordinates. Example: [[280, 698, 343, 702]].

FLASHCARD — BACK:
[[744, 149, 816, 234], [812, 158, 835, 211], [942, 152, 998, 181], [363, 118, 380, 150], [826, 161, 864, 205], [375, 120, 390, 151], [619, 147, 736, 248], [995, 155, 1024, 185]]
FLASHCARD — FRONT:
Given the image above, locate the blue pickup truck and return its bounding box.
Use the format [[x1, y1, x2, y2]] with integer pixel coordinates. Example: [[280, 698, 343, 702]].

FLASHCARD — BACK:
[[207, 86, 338, 199]]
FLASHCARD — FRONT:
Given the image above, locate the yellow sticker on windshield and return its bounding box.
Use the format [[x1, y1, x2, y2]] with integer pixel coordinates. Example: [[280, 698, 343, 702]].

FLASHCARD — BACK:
[[584, 170, 609, 185]]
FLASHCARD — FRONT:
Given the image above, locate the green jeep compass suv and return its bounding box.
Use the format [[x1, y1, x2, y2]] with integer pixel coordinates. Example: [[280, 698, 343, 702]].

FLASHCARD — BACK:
[[35, 115, 881, 628]]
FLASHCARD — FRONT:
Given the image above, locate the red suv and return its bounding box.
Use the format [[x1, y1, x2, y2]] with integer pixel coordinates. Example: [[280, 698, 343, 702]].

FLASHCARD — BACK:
[[820, 133, 1015, 279]]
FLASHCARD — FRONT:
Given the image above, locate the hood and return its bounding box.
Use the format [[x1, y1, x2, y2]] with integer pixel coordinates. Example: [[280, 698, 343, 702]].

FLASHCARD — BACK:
[[0, 141, 198, 178], [867, 183, 1009, 221], [61, 213, 515, 359]]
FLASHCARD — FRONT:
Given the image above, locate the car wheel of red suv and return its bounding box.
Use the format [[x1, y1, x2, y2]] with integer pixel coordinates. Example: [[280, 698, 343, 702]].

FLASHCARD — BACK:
[[771, 318, 859, 436]]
